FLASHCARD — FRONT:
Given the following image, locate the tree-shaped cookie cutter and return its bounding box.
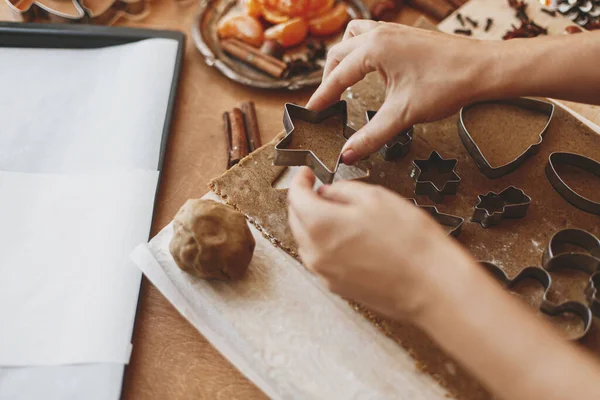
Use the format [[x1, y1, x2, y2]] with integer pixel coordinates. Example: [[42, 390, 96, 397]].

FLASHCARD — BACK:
[[472, 186, 531, 228], [458, 98, 555, 179], [273, 101, 355, 184], [480, 261, 593, 341], [410, 199, 464, 237], [411, 151, 461, 203], [545, 152, 600, 216]]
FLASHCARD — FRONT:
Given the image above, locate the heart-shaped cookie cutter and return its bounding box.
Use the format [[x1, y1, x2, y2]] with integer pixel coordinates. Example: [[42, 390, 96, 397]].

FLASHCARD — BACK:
[[458, 97, 554, 179], [273, 101, 355, 184], [545, 152, 600, 215]]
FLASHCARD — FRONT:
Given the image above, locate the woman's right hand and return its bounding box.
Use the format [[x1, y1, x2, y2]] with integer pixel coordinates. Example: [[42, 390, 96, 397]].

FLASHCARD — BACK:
[[306, 20, 498, 165]]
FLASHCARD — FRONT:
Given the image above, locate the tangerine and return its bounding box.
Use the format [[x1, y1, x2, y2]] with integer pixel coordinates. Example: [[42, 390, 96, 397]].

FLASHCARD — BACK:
[[308, 3, 349, 36], [217, 14, 265, 47], [264, 17, 309, 47], [241, 0, 262, 18]]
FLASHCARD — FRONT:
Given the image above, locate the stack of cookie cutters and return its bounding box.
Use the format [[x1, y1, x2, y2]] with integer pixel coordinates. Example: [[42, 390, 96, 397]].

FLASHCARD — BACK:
[[273, 101, 356, 184], [6, 0, 149, 25], [545, 152, 600, 216], [483, 228, 600, 340], [458, 98, 555, 179]]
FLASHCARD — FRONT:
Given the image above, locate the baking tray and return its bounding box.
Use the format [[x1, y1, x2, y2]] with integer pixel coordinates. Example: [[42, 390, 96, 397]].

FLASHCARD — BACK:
[[192, 0, 370, 90], [0, 21, 184, 398], [0, 21, 184, 173]]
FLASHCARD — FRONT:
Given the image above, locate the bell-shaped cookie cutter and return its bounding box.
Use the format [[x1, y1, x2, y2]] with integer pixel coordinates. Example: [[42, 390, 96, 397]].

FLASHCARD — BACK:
[[545, 152, 600, 215], [458, 98, 554, 179], [273, 101, 355, 184]]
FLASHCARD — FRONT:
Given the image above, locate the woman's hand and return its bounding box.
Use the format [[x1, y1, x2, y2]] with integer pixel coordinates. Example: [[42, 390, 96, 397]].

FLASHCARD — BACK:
[[287, 167, 477, 321], [288, 168, 600, 400], [306, 21, 496, 165]]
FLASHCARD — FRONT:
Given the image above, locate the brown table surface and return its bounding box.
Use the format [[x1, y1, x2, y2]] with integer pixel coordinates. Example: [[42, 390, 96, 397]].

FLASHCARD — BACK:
[[1, 1, 599, 398]]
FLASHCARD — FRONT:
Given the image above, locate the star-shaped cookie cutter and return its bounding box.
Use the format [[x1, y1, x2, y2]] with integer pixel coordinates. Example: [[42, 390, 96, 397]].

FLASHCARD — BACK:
[[480, 261, 592, 341], [409, 199, 464, 237], [458, 97, 554, 179], [273, 101, 355, 184], [471, 186, 531, 228], [411, 151, 461, 203], [366, 110, 414, 161]]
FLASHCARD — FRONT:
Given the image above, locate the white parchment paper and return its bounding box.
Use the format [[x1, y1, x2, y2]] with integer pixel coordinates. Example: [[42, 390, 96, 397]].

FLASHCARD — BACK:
[[131, 192, 450, 400]]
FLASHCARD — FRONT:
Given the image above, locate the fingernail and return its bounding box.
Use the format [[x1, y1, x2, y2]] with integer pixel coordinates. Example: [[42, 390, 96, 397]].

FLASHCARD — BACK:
[[342, 149, 359, 165], [317, 185, 329, 195]]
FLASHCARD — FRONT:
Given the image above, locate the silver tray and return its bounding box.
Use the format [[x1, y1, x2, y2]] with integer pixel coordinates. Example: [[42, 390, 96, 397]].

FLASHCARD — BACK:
[[192, 0, 370, 90]]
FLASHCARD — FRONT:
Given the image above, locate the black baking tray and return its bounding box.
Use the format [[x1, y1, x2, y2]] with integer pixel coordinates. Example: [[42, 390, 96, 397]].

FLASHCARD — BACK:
[[0, 21, 185, 172]]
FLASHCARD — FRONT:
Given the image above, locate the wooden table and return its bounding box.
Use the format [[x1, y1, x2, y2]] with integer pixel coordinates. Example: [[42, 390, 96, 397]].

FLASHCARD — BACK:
[[1, 1, 598, 398]]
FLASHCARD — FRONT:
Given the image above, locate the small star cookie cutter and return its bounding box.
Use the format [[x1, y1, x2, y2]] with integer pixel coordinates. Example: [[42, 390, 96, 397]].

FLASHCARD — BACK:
[[471, 186, 531, 228], [366, 110, 414, 161], [273, 101, 355, 184], [480, 261, 593, 341], [410, 199, 464, 237], [411, 151, 461, 203], [458, 97, 554, 179], [545, 152, 600, 216]]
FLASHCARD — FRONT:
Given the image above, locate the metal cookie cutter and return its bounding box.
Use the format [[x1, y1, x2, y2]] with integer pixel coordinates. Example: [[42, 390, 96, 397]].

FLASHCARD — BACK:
[[366, 110, 414, 161], [409, 199, 464, 238], [545, 152, 600, 216], [480, 261, 593, 341], [458, 98, 554, 179], [6, 0, 148, 25], [585, 273, 600, 317], [542, 229, 600, 319], [274, 101, 355, 184], [411, 151, 461, 203], [472, 186, 531, 228]]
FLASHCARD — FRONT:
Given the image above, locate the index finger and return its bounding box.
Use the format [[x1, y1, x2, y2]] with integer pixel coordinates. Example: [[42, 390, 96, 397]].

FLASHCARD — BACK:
[[342, 19, 381, 41], [306, 45, 373, 112], [288, 167, 335, 225]]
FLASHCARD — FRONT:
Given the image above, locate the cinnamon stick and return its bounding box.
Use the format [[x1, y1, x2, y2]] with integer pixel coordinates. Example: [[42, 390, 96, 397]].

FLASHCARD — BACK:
[[445, 0, 468, 8], [229, 108, 249, 166], [409, 0, 455, 20], [221, 39, 287, 78], [241, 101, 262, 152], [223, 112, 233, 169]]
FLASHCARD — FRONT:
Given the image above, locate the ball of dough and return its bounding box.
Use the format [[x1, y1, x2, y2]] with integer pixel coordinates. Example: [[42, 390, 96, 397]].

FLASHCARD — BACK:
[[169, 199, 255, 281]]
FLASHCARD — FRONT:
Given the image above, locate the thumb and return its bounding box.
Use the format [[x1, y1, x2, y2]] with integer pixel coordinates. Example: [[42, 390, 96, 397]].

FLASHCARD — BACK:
[[341, 100, 411, 165]]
